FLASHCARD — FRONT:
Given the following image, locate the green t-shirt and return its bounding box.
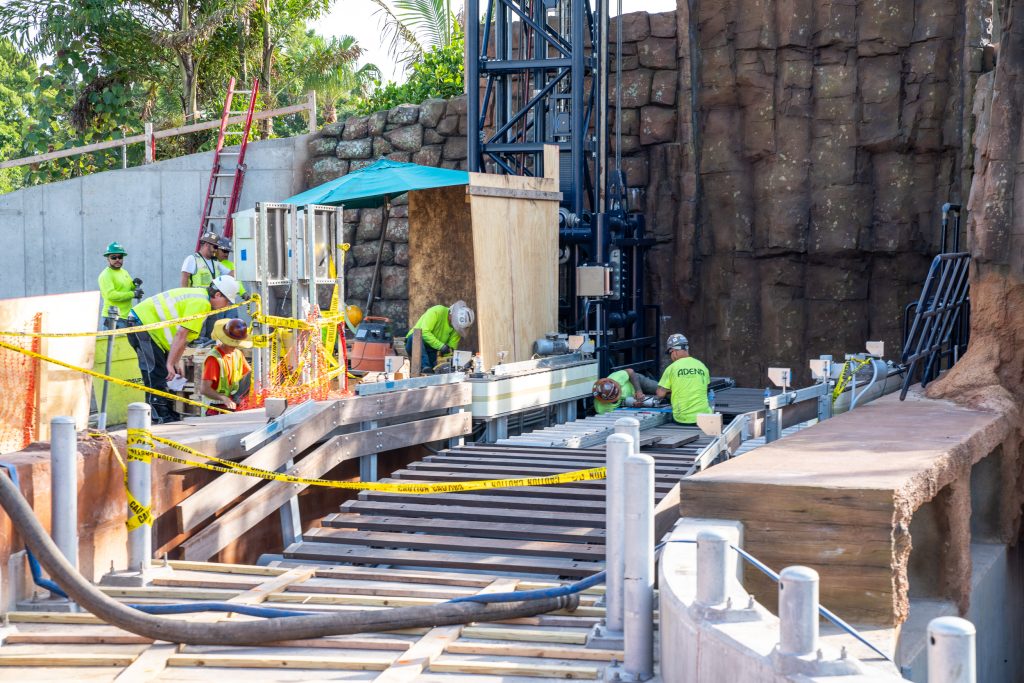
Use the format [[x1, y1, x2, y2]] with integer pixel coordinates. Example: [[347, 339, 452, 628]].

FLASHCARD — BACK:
[[658, 356, 711, 424], [594, 369, 636, 415], [406, 305, 461, 351], [98, 266, 135, 317]]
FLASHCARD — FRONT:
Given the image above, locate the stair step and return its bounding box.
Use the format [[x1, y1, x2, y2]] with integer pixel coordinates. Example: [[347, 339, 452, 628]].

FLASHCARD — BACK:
[[219, 151, 240, 156], [210, 194, 232, 199], [215, 172, 237, 177], [234, 89, 252, 95]]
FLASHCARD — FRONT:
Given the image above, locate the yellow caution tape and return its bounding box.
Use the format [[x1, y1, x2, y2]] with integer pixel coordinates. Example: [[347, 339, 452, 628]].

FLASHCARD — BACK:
[[0, 300, 251, 338], [90, 431, 152, 531], [0, 338, 231, 415], [126, 429, 606, 494], [832, 358, 871, 403]]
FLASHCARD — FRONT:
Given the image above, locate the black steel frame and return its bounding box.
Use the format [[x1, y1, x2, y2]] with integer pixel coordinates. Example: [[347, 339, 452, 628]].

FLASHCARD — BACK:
[[899, 251, 972, 399], [465, 0, 659, 377]]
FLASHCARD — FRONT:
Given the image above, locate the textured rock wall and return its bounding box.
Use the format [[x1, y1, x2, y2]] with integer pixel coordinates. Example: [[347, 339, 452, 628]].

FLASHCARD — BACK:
[[649, 0, 987, 385], [304, 99, 469, 331]]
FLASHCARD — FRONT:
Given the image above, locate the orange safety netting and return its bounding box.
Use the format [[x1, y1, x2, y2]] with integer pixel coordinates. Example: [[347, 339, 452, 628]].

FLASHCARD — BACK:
[[0, 314, 41, 453], [239, 308, 350, 410]]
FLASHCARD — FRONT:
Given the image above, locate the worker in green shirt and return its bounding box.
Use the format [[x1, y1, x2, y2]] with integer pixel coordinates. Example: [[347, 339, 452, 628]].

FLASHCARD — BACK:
[[405, 300, 475, 374], [97, 242, 141, 324], [126, 275, 241, 423], [592, 369, 660, 414], [656, 333, 712, 425]]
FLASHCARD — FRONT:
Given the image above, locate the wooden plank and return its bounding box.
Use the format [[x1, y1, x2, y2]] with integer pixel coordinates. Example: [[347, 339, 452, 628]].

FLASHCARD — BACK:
[[114, 642, 178, 682], [167, 653, 394, 670], [0, 654, 137, 666], [305, 527, 605, 559], [372, 577, 517, 683], [466, 185, 563, 201], [167, 560, 287, 576], [7, 612, 104, 625], [229, 566, 316, 604], [356, 491, 608, 514], [176, 383, 471, 531], [284, 542, 602, 576], [180, 412, 472, 560], [312, 566, 500, 587], [428, 658, 599, 679], [406, 460, 692, 476], [459, 626, 589, 644], [322, 513, 605, 543], [4, 633, 152, 645], [387, 472, 677, 495], [444, 641, 623, 661], [341, 500, 607, 527]]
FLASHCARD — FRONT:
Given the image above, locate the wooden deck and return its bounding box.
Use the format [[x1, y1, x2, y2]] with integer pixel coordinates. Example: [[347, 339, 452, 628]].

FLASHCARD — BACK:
[[0, 560, 625, 681]]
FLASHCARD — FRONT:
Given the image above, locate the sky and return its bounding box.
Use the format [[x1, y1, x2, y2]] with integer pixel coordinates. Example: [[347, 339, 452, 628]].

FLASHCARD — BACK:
[[311, 0, 677, 84]]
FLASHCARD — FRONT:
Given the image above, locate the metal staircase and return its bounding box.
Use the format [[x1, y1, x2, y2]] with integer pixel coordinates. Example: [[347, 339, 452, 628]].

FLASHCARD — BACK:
[[196, 77, 260, 247]]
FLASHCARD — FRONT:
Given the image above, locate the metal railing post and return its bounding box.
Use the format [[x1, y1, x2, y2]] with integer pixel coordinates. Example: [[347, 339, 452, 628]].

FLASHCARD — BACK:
[[779, 566, 819, 656], [623, 452, 655, 680], [126, 403, 152, 573], [927, 617, 976, 683], [97, 306, 119, 431], [696, 530, 729, 607], [614, 416, 641, 455], [50, 416, 78, 570], [604, 432, 632, 636], [143, 123, 154, 164]]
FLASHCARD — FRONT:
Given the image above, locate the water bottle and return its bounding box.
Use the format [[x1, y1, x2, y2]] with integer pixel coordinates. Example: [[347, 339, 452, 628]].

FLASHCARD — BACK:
[[708, 388, 716, 413]]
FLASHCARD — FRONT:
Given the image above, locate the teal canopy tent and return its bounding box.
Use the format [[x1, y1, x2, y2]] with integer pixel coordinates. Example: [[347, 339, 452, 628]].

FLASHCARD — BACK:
[[281, 159, 470, 314], [281, 158, 470, 209]]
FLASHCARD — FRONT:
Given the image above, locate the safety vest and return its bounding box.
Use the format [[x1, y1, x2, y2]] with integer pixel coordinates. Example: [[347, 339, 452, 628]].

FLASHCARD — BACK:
[[207, 347, 249, 403], [189, 253, 219, 288], [132, 288, 211, 352], [219, 259, 246, 296]]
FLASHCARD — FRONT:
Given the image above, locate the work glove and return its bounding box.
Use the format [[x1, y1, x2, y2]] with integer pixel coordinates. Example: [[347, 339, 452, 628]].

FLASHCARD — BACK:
[[133, 288, 144, 299], [623, 396, 637, 407], [439, 344, 451, 355]]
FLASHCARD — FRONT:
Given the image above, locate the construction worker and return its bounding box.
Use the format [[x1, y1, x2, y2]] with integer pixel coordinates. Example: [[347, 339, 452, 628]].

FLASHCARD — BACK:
[[199, 318, 252, 415], [592, 369, 661, 414], [97, 242, 140, 325], [655, 333, 711, 425], [180, 231, 226, 288], [215, 236, 246, 298], [405, 300, 474, 374], [126, 275, 241, 424]]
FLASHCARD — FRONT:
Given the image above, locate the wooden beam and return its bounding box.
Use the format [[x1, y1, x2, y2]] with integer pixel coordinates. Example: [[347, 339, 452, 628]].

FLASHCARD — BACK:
[[180, 412, 471, 560], [466, 185, 563, 201], [459, 626, 589, 644], [229, 566, 316, 604], [340, 499, 607, 527], [0, 654, 137, 666], [167, 653, 395, 670], [114, 642, 178, 682], [428, 659, 599, 679], [444, 641, 623, 661], [176, 383, 470, 532], [322, 513, 605, 543], [3, 633, 152, 645]]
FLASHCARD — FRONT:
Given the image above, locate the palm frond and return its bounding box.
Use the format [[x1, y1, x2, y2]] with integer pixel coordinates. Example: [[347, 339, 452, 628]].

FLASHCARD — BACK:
[[369, 0, 425, 68]]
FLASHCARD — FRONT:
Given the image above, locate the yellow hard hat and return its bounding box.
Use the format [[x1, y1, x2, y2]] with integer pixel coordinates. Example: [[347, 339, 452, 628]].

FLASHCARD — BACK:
[[345, 304, 364, 327]]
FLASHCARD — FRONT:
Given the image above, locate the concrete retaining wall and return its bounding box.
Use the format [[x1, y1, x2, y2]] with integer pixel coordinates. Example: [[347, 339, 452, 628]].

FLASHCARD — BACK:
[[0, 135, 311, 304]]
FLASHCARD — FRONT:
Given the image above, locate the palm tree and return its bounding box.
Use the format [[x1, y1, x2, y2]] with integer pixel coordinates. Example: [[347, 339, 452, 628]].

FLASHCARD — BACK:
[[370, 0, 458, 69], [282, 31, 381, 123]]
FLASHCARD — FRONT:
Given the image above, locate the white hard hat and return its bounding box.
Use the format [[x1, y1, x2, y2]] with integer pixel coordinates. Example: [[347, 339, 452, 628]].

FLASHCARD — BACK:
[[665, 333, 689, 352], [211, 275, 241, 304], [450, 300, 475, 333]]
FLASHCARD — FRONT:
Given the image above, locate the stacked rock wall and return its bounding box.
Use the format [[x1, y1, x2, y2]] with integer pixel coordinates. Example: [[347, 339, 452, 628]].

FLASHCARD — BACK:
[[304, 99, 468, 331]]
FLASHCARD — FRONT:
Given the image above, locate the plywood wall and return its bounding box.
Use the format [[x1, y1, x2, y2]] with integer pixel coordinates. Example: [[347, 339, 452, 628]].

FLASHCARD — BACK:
[[0, 291, 99, 452], [408, 186, 479, 352], [467, 149, 560, 366]]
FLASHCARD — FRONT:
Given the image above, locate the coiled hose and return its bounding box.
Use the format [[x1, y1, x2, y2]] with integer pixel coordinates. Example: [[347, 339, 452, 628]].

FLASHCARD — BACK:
[[0, 471, 579, 645]]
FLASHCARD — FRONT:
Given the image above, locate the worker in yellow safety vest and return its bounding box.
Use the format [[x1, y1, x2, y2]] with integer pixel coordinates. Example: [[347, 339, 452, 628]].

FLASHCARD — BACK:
[[180, 231, 225, 288], [405, 300, 474, 374], [97, 242, 141, 325], [655, 333, 712, 425], [126, 275, 241, 423], [215, 236, 246, 298], [199, 318, 252, 415]]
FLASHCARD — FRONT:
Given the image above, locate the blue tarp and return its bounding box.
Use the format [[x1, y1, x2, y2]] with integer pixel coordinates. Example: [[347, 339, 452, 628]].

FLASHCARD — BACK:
[[281, 158, 470, 209]]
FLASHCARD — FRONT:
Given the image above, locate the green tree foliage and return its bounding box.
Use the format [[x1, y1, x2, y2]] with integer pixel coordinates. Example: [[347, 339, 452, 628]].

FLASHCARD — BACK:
[[357, 27, 464, 114], [370, 0, 457, 68], [0, 40, 41, 193]]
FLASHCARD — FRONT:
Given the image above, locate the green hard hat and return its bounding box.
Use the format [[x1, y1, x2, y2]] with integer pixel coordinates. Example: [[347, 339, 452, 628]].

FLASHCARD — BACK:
[[104, 242, 127, 256]]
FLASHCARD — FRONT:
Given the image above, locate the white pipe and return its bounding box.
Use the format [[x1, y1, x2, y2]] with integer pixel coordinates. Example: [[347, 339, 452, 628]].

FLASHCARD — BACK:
[[614, 416, 641, 455], [49, 416, 78, 569], [126, 403, 153, 573], [696, 530, 729, 607], [604, 432, 632, 635], [850, 359, 882, 410], [623, 452, 655, 679], [778, 566, 819, 656], [927, 617, 976, 683]]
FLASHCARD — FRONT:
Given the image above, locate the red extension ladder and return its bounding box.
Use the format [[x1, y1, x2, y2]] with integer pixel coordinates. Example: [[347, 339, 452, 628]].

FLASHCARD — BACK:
[[196, 77, 260, 247]]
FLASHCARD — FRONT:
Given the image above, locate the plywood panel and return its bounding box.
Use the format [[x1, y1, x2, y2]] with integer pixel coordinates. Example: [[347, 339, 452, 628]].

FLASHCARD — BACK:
[[468, 156, 559, 366], [0, 290, 99, 451], [407, 186, 477, 349]]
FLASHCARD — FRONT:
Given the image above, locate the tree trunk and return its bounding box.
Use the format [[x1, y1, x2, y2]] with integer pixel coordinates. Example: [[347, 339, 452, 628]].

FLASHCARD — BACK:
[[258, 0, 273, 139]]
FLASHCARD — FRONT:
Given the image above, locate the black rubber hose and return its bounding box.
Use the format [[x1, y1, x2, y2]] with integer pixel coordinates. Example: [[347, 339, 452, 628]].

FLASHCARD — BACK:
[[0, 472, 578, 645]]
